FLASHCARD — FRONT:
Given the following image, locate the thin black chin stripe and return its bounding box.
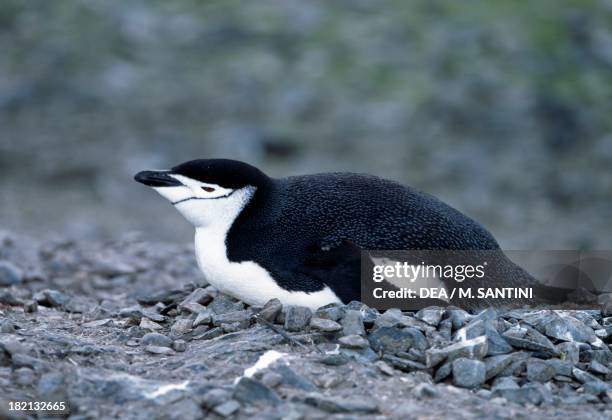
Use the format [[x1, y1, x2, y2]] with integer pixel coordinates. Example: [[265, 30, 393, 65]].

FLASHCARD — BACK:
[[172, 189, 236, 205]]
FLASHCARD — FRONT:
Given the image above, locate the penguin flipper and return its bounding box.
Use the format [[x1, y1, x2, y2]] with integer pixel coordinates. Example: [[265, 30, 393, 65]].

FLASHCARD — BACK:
[[297, 239, 364, 303]]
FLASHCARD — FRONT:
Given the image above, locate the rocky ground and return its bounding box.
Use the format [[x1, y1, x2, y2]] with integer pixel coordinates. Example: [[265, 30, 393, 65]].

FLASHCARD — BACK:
[[0, 231, 611, 419]]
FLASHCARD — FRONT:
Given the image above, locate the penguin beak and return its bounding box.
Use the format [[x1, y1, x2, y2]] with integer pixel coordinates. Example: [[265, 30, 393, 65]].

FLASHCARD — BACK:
[[134, 170, 183, 187]]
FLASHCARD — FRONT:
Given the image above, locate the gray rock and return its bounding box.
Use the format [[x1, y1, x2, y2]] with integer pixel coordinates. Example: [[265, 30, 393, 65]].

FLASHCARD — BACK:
[[317, 354, 349, 366], [193, 326, 223, 340], [452, 358, 485, 388], [415, 306, 444, 326], [233, 377, 280, 405], [502, 324, 558, 356], [580, 349, 612, 365], [0, 261, 22, 286], [338, 334, 369, 349], [0, 320, 16, 333], [342, 310, 365, 336], [545, 359, 573, 377], [340, 347, 378, 363], [23, 300, 38, 313], [445, 307, 471, 329], [412, 382, 440, 398], [398, 348, 426, 364], [284, 306, 312, 332], [212, 310, 251, 328], [180, 301, 206, 314], [368, 326, 421, 354], [434, 360, 452, 382], [137, 288, 191, 305], [426, 336, 488, 367], [145, 345, 175, 355], [360, 306, 379, 327], [209, 294, 244, 315], [82, 318, 114, 328], [382, 355, 428, 372], [213, 400, 241, 417], [484, 324, 513, 356], [526, 359, 556, 382], [73, 369, 189, 403], [141, 332, 173, 348], [545, 314, 597, 344], [583, 380, 611, 395], [119, 306, 165, 322], [438, 319, 452, 341], [572, 367, 603, 384], [178, 288, 213, 310], [374, 308, 406, 328], [271, 364, 317, 391], [492, 384, 550, 405], [557, 341, 580, 364], [192, 309, 212, 327], [0, 290, 21, 305], [258, 372, 280, 388], [0, 336, 24, 355], [258, 298, 282, 322], [484, 354, 515, 380], [309, 317, 342, 332], [200, 388, 233, 408], [374, 360, 395, 376], [491, 376, 519, 391], [297, 393, 378, 414], [34, 289, 69, 307], [497, 351, 530, 377], [160, 398, 203, 420], [139, 317, 162, 331], [588, 360, 611, 376], [314, 303, 345, 322], [140, 308, 166, 322], [172, 339, 187, 352]]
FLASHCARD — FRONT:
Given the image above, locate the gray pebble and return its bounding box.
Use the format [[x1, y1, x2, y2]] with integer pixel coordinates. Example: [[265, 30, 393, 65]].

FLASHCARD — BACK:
[[0, 261, 23, 286], [526, 359, 555, 383], [415, 306, 444, 327], [172, 339, 187, 352], [310, 317, 342, 332], [284, 306, 312, 332], [233, 377, 280, 405], [452, 358, 486, 388], [258, 298, 282, 323], [314, 304, 345, 322], [141, 332, 173, 348], [192, 309, 212, 328], [145, 345, 175, 355], [338, 334, 369, 349], [412, 382, 440, 398], [260, 372, 283, 388], [341, 310, 365, 336], [201, 388, 233, 408], [33, 289, 69, 307], [213, 399, 240, 417]]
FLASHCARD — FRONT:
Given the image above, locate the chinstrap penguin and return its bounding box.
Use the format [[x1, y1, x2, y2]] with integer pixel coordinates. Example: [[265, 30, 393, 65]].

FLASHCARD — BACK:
[[135, 159, 541, 310]]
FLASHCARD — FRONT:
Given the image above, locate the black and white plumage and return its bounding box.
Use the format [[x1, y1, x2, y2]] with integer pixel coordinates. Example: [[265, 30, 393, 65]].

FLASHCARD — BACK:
[[135, 159, 537, 309]]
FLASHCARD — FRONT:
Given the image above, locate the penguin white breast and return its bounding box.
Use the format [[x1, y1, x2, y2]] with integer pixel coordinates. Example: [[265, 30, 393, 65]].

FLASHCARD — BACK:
[[194, 228, 341, 310], [186, 186, 341, 310]]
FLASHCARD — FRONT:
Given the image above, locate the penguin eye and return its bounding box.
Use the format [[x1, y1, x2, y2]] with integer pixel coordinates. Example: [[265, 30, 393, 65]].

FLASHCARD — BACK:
[[201, 186, 215, 193]]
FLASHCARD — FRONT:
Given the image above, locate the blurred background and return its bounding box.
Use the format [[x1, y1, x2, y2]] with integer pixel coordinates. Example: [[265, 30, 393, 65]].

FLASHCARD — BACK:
[[0, 0, 611, 249]]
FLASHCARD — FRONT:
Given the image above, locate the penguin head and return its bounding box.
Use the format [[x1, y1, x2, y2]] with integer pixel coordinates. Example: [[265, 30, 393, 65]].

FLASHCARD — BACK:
[[134, 159, 268, 228]]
